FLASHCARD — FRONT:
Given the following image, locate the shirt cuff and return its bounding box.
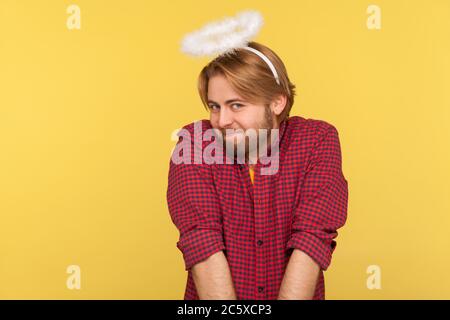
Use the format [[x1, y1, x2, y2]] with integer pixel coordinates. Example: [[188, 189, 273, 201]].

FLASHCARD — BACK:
[[286, 231, 336, 271], [177, 228, 226, 271]]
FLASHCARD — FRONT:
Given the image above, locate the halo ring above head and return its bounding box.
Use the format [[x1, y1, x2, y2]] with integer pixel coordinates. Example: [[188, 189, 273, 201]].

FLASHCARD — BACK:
[[180, 10, 281, 85], [181, 10, 264, 57]]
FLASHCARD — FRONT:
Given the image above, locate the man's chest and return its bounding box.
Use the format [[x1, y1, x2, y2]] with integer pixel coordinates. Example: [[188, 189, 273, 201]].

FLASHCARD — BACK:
[[212, 160, 306, 238]]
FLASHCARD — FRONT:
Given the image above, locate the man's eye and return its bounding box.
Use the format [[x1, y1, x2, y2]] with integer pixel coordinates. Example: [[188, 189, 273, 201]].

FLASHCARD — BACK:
[[231, 103, 243, 110]]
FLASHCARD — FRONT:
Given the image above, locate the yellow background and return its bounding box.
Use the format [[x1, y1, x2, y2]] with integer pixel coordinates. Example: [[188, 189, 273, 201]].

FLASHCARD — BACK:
[[1, 0, 449, 299]]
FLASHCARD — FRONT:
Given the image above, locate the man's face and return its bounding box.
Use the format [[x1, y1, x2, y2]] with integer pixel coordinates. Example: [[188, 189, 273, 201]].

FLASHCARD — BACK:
[[207, 74, 277, 160]]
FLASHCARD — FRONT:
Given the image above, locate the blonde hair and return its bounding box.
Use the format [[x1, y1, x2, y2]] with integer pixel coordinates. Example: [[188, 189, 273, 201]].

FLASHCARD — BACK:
[[197, 41, 297, 122]]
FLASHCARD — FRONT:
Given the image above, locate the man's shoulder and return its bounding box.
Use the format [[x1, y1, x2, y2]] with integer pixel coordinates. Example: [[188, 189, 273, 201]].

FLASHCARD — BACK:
[[179, 119, 212, 135], [171, 120, 218, 166], [286, 116, 340, 147], [287, 115, 337, 133]]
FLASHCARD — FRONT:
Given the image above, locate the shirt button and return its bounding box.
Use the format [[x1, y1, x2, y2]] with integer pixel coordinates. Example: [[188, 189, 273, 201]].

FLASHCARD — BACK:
[[258, 286, 264, 293], [257, 240, 263, 246]]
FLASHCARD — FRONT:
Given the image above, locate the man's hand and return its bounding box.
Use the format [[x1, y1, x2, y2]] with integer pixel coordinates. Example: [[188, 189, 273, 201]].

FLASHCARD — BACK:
[[278, 249, 320, 300], [191, 250, 237, 300]]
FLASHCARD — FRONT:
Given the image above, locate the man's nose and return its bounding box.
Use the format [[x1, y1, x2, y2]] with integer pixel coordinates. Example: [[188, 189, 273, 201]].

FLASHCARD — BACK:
[[218, 107, 233, 128]]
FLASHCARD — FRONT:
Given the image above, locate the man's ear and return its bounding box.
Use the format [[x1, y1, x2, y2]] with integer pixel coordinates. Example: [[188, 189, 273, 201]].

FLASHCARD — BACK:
[[270, 94, 287, 116]]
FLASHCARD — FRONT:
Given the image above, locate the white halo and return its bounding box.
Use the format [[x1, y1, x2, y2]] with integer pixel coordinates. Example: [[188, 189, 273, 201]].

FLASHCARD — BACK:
[[181, 10, 264, 57]]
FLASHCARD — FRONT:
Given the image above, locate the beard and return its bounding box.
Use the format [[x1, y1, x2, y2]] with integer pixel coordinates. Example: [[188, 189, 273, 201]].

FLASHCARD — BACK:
[[218, 107, 275, 164]]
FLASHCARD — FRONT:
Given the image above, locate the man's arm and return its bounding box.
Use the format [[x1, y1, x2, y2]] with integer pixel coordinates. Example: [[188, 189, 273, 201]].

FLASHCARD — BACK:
[[191, 251, 237, 300], [284, 124, 348, 299], [278, 249, 320, 300]]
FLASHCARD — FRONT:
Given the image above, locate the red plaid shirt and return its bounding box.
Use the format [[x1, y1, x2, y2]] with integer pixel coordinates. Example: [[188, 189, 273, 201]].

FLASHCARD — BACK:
[[167, 116, 348, 300]]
